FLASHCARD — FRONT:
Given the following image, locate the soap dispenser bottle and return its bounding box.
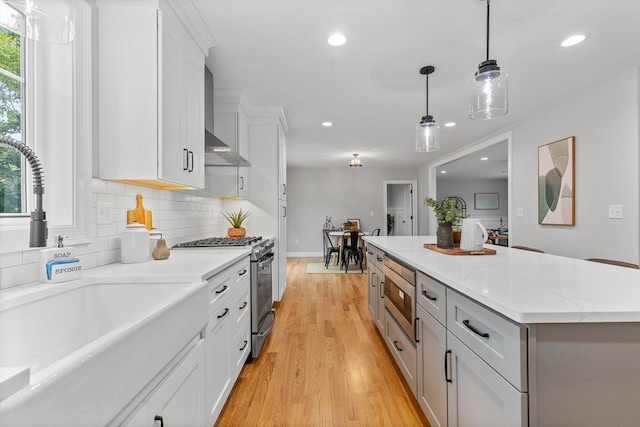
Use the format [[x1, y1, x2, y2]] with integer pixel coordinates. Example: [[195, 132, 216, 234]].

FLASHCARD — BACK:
[[39, 235, 82, 283]]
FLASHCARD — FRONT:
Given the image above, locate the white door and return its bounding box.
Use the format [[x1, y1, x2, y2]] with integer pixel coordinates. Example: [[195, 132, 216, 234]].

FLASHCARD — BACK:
[[384, 180, 417, 236]]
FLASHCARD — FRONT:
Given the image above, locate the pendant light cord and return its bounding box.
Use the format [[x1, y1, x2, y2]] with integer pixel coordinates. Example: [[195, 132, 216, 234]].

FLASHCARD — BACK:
[[486, 0, 490, 61], [425, 73, 429, 116]]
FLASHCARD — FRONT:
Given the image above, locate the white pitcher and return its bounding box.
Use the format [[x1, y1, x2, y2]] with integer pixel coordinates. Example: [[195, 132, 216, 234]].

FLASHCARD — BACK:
[[460, 218, 488, 251]]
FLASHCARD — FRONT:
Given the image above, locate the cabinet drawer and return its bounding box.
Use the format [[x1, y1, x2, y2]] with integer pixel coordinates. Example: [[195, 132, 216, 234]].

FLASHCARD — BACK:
[[234, 279, 251, 327], [230, 257, 250, 286], [416, 271, 446, 325], [232, 318, 251, 379], [366, 245, 384, 270], [447, 290, 527, 391], [207, 270, 233, 316], [385, 309, 417, 395]]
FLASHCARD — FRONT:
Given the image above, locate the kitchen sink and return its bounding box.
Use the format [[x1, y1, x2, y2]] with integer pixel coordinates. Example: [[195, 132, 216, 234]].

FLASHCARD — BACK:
[[0, 278, 208, 426]]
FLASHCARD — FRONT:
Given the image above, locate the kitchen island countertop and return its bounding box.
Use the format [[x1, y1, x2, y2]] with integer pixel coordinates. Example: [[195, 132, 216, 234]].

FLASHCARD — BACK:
[[364, 236, 640, 324]]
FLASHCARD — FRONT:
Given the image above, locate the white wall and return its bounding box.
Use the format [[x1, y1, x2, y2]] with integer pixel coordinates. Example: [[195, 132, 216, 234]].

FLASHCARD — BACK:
[[287, 167, 418, 256], [510, 67, 638, 263]]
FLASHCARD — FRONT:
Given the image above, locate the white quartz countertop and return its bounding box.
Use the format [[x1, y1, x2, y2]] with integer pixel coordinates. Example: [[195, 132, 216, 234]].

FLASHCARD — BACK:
[[84, 247, 252, 283], [364, 236, 640, 324]]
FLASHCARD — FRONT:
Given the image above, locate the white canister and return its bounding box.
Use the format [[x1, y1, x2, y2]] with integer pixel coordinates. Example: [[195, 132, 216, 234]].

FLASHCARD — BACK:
[[121, 222, 150, 264], [460, 218, 488, 251]]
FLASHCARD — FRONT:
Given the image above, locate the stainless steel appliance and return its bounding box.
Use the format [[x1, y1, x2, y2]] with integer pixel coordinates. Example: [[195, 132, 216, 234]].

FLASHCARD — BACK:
[[173, 236, 276, 358], [383, 255, 417, 343]]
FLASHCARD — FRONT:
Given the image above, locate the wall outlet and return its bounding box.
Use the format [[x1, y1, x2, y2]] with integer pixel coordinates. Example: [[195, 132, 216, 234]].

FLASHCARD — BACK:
[[608, 204, 623, 219], [370, 211, 374, 216], [516, 207, 524, 218], [97, 202, 113, 224]]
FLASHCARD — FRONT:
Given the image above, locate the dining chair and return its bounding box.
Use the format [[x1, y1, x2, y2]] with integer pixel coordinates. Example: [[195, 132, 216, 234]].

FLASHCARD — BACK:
[[511, 245, 545, 253], [342, 231, 364, 273], [323, 230, 340, 268], [371, 228, 381, 236], [586, 258, 639, 269]]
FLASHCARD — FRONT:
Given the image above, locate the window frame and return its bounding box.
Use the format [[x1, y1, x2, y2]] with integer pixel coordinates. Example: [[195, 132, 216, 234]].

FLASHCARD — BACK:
[[0, 0, 92, 253]]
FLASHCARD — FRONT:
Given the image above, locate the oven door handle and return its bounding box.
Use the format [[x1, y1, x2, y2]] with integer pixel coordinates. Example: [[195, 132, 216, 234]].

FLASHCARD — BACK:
[[257, 309, 276, 337], [257, 253, 275, 268]]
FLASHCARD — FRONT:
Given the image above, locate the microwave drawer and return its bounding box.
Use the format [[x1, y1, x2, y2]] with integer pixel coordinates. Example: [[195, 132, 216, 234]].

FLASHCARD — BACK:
[[447, 289, 527, 392], [416, 271, 446, 325]]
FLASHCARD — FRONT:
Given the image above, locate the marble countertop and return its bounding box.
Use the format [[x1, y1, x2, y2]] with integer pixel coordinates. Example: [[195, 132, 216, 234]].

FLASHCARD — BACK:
[[364, 236, 640, 324]]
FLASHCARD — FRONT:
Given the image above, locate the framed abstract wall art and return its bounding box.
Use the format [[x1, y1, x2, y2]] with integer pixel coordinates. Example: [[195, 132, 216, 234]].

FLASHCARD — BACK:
[[538, 136, 575, 225]]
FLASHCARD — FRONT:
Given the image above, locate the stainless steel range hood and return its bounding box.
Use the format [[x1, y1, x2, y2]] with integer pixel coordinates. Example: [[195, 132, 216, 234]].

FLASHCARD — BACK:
[[204, 66, 251, 167], [205, 129, 251, 167]]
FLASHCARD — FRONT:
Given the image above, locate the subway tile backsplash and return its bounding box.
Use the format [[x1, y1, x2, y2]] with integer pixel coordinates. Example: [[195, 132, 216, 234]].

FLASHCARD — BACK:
[[0, 178, 224, 289]]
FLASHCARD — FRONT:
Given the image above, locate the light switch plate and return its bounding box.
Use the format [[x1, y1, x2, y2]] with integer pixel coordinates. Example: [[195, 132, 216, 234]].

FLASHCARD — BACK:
[[516, 207, 524, 217], [608, 204, 623, 219]]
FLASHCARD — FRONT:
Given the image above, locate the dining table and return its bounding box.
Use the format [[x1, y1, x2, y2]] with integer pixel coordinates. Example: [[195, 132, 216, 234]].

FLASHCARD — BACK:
[[328, 230, 370, 268]]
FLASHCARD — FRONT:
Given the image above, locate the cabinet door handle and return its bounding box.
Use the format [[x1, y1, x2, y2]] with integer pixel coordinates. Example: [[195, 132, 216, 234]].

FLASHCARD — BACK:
[[183, 148, 188, 171], [239, 301, 248, 310], [444, 349, 452, 383], [217, 307, 230, 319], [282, 183, 287, 195], [240, 176, 244, 190], [379, 281, 385, 298], [239, 269, 248, 276], [414, 317, 420, 343], [240, 340, 248, 351], [283, 206, 287, 217], [422, 290, 437, 301], [154, 415, 164, 427], [463, 319, 490, 338], [393, 340, 403, 352], [188, 150, 194, 172], [215, 285, 228, 295]]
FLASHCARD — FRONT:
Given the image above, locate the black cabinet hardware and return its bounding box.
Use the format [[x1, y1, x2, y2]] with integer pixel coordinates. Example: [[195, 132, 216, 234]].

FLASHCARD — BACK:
[[154, 415, 164, 427], [463, 319, 490, 338], [444, 349, 452, 383], [422, 290, 437, 301], [217, 308, 230, 319], [240, 340, 248, 351], [393, 340, 403, 352], [215, 285, 228, 295], [239, 301, 248, 310]]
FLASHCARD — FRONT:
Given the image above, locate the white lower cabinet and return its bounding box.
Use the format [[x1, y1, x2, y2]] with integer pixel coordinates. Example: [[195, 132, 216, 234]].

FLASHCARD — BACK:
[[122, 338, 206, 427], [447, 332, 528, 427], [416, 304, 448, 427], [366, 245, 386, 334], [385, 310, 417, 395]]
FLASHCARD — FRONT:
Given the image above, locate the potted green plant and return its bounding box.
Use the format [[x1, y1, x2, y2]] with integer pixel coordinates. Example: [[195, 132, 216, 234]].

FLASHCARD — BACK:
[[424, 197, 463, 248], [222, 208, 250, 237]]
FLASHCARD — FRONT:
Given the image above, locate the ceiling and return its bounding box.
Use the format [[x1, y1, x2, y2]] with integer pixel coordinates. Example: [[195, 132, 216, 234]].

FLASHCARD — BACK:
[[194, 0, 640, 170]]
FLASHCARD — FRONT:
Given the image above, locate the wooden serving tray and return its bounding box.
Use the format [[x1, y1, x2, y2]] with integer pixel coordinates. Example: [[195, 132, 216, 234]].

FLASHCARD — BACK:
[[423, 243, 496, 256]]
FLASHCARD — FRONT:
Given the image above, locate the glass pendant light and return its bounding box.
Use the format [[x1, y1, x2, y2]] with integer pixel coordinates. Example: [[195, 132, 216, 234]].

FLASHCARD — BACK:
[[416, 65, 439, 152], [349, 153, 362, 167], [470, 0, 508, 120]]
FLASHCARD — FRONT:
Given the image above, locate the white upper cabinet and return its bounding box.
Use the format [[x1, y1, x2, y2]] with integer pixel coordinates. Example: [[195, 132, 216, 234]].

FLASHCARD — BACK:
[[97, 0, 207, 189]]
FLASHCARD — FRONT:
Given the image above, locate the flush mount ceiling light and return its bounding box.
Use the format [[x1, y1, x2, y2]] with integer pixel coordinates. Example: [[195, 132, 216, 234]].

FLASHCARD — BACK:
[[328, 33, 346, 46], [470, 0, 508, 120], [349, 153, 362, 167], [416, 65, 439, 152], [561, 34, 586, 47], [321, 121, 333, 127]]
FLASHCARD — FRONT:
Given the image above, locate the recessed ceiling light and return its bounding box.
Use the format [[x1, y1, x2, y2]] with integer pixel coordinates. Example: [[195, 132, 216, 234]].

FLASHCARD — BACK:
[[561, 34, 586, 47], [440, 170, 447, 174], [322, 121, 333, 127], [444, 122, 456, 127], [481, 157, 489, 161], [328, 33, 347, 47]]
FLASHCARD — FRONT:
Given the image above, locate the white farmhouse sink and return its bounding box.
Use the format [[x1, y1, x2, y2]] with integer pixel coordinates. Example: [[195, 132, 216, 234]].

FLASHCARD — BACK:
[[0, 278, 208, 426]]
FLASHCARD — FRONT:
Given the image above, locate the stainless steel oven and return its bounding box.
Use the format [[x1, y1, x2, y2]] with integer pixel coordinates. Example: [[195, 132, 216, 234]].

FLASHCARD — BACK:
[[383, 255, 416, 343], [251, 240, 275, 359]]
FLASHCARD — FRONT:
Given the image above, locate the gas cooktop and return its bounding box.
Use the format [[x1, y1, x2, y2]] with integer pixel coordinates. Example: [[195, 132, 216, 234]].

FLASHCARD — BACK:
[[172, 236, 263, 248]]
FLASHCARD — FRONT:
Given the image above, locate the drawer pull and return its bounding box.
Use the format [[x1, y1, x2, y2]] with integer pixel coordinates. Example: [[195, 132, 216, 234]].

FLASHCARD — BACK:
[[414, 318, 420, 343], [376, 256, 383, 262], [368, 251, 374, 256], [379, 281, 385, 298], [463, 319, 490, 338], [422, 290, 437, 301], [214, 285, 228, 295], [240, 340, 248, 351], [444, 349, 452, 383], [217, 308, 230, 319], [393, 340, 403, 352], [239, 301, 248, 310], [238, 269, 248, 276], [154, 415, 164, 427]]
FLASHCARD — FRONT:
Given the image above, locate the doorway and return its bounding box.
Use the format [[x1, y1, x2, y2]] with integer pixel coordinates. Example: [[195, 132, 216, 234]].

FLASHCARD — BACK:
[[427, 131, 512, 237], [383, 180, 417, 236]]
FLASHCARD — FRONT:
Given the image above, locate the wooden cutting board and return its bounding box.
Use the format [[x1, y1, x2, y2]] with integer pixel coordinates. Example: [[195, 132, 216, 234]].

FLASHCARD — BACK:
[[423, 243, 496, 255]]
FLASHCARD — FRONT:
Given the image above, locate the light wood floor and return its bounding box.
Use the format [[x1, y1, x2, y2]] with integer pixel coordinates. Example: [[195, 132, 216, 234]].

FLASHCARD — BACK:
[[215, 257, 429, 427]]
